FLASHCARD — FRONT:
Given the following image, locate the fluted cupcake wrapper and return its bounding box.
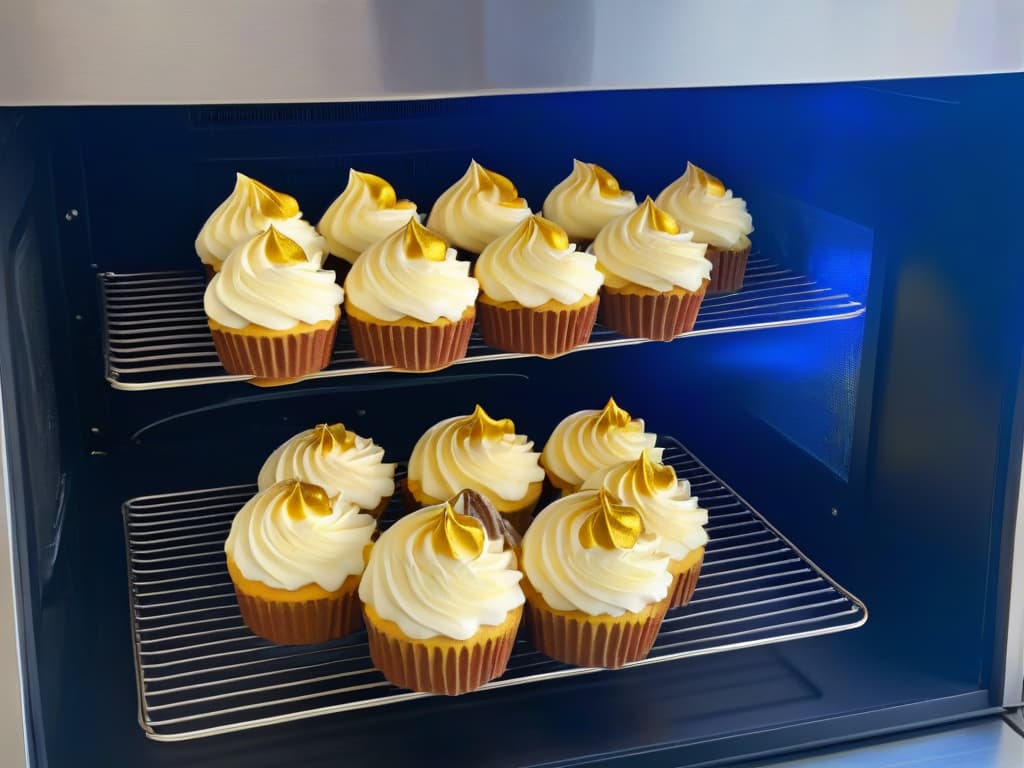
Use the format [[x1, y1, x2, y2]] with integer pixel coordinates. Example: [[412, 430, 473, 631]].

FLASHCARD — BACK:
[[705, 243, 751, 294], [209, 320, 338, 385], [477, 298, 599, 358], [347, 312, 474, 372], [599, 282, 707, 342], [233, 577, 362, 645], [668, 552, 704, 609], [523, 582, 670, 669], [364, 605, 523, 695]]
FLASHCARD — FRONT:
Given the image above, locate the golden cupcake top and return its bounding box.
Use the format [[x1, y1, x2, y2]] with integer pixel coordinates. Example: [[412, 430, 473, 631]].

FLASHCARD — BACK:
[[263, 225, 310, 265], [403, 218, 448, 261], [247, 176, 301, 218], [431, 502, 486, 561], [654, 161, 753, 250], [542, 160, 637, 242], [578, 489, 644, 550]]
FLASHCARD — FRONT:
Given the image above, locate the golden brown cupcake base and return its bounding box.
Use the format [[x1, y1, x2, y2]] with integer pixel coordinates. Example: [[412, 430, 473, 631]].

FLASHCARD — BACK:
[[208, 311, 339, 386], [476, 295, 599, 359], [705, 243, 751, 294], [363, 604, 522, 695], [668, 547, 704, 609], [599, 280, 708, 341], [346, 302, 475, 372], [522, 579, 670, 668]]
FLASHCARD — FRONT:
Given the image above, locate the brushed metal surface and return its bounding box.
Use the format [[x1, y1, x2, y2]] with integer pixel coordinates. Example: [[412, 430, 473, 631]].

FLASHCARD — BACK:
[[1, 0, 1022, 105]]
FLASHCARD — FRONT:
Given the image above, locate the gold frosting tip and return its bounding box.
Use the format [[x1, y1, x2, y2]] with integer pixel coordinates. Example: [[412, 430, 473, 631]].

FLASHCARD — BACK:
[[471, 160, 528, 209], [525, 215, 570, 250], [351, 170, 404, 209], [280, 480, 333, 520], [261, 226, 308, 265], [310, 423, 356, 454], [403, 219, 448, 261], [596, 397, 633, 433], [590, 163, 625, 199], [244, 175, 301, 218], [463, 404, 515, 441], [690, 163, 726, 197], [630, 449, 677, 494], [432, 502, 486, 561], [638, 197, 680, 235], [579, 489, 644, 550]]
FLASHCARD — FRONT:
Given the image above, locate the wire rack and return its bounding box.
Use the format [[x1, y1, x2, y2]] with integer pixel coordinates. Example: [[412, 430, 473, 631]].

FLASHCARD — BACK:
[[123, 437, 867, 741], [100, 257, 864, 391]]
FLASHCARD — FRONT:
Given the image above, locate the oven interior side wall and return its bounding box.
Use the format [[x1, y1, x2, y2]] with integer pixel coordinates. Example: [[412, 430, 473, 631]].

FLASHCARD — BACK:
[[19, 74, 1024, 767]]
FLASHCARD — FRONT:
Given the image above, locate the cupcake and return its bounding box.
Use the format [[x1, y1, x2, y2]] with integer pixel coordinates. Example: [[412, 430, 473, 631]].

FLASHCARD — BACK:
[[540, 397, 663, 496], [425, 160, 532, 259], [196, 172, 326, 278], [359, 489, 524, 695], [317, 169, 419, 284], [225, 480, 376, 645], [406, 404, 545, 533], [581, 449, 708, 608], [257, 423, 396, 518], [521, 489, 672, 668], [655, 162, 754, 294], [475, 215, 603, 358], [591, 197, 711, 341], [542, 159, 637, 250], [344, 219, 478, 372], [204, 226, 343, 385]]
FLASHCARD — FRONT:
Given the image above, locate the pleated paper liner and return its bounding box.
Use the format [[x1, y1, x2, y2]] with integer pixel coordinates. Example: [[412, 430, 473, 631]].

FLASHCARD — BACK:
[[401, 479, 540, 535], [230, 571, 363, 645], [668, 547, 705, 609], [363, 604, 523, 695], [705, 242, 751, 294], [476, 295, 599, 358], [208, 311, 339, 387], [598, 280, 708, 342], [522, 579, 670, 668], [345, 302, 475, 372]]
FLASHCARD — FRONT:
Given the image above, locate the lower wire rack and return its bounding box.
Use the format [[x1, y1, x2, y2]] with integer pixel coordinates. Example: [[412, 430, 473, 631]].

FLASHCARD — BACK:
[[123, 437, 867, 741], [101, 256, 865, 391]]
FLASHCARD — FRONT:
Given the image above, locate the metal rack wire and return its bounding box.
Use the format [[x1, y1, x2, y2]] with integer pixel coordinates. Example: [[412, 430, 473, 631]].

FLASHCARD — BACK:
[[123, 437, 867, 741], [101, 257, 864, 391]]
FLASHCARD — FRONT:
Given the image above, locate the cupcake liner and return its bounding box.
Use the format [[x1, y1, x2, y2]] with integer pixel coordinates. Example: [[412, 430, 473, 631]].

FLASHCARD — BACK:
[[522, 580, 669, 668], [477, 297, 599, 358], [347, 309, 475, 372], [599, 281, 708, 341], [705, 243, 751, 294], [364, 604, 522, 695], [233, 574, 363, 645], [668, 547, 705, 609], [209, 316, 338, 385]]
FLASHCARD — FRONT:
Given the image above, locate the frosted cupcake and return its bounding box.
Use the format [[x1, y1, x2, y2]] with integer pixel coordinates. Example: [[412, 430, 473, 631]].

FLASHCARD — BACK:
[[344, 219, 478, 372], [406, 405, 545, 533], [257, 423, 396, 518], [582, 449, 708, 608], [426, 160, 532, 258], [655, 162, 754, 293], [521, 489, 672, 667], [541, 397, 663, 496], [475, 215, 604, 358], [204, 226, 343, 386], [591, 197, 711, 341], [318, 170, 419, 283], [542, 160, 637, 249], [359, 489, 524, 695], [196, 172, 325, 277], [225, 480, 376, 644]]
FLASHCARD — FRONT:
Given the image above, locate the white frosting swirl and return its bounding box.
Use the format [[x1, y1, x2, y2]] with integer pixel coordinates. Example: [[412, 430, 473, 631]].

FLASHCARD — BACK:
[[522, 490, 671, 616], [592, 198, 711, 292], [542, 160, 637, 242], [654, 162, 754, 250], [426, 161, 532, 253], [581, 454, 708, 561], [475, 216, 604, 308], [204, 226, 343, 330], [317, 170, 420, 263], [225, 481, 375, 592], [196, 172, 326, 268], [358, 498, 525, 640], [257, 424, 396, 512], [408, 406, 545, 508], [541, 399, 663, 490], [344, 220, 478, 323]]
